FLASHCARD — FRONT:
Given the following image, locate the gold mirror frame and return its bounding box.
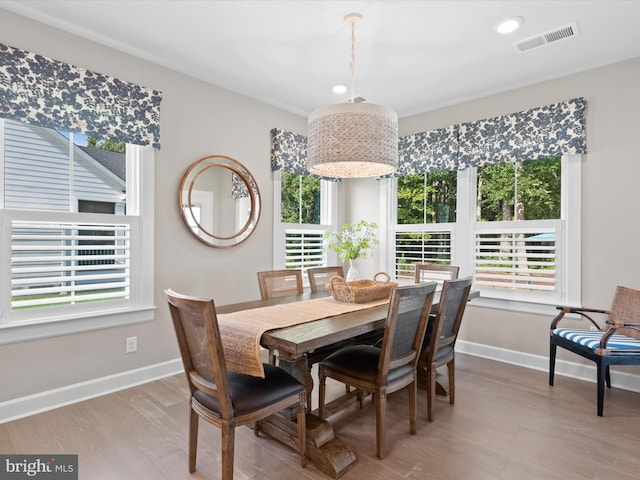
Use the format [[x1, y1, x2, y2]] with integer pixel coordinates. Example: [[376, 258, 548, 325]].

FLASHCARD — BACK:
[[179, 155, 261, 248]]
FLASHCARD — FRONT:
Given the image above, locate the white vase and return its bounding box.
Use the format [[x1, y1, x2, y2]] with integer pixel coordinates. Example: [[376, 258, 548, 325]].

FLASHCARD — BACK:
[[346, 259, 359, 282]]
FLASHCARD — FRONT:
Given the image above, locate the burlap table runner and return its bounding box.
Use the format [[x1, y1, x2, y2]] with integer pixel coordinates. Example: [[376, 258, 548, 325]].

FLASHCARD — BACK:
[[217, 296, 389, 377]]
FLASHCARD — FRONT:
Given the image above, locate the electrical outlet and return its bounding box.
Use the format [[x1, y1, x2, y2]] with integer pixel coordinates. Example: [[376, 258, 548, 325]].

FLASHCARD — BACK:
[[126, 336, 138, 353]]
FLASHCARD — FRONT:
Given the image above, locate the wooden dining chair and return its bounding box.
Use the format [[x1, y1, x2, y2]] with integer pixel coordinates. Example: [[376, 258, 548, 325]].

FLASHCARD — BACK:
[[418, 276, 473, 421], [550, 285, 640, 416], [165, 289, 307, 479], [257, 269, 303, 299], [257, 269, 304, 364], [317, 282, 437, 459], [307, 266, 344, 293], [414, 262, 460, 285]]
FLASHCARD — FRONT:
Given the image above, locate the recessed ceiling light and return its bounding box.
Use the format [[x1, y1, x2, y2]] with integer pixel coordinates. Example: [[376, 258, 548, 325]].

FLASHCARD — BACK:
[[497, 16, 524, 34], [332, 84, 348, 95]]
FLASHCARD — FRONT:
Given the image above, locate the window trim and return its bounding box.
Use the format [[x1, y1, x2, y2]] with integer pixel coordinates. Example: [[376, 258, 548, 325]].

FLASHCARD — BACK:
[[0, 136, 155, 345]]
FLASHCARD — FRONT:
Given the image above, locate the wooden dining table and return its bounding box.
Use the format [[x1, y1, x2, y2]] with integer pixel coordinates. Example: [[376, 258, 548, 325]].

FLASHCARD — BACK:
[[215, 288, 452, 478]]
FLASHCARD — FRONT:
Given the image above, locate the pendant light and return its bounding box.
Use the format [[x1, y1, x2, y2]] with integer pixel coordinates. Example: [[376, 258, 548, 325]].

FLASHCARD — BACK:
[[307, 13, 398, 178]]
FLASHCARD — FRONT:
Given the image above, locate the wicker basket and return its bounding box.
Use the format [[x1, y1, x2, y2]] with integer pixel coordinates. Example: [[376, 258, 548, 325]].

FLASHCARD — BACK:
[[326, 272, 398, 304]]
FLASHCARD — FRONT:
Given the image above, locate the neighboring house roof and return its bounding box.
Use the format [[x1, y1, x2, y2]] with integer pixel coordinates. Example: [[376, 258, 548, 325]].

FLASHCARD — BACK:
[[80, 146, 126, 181]]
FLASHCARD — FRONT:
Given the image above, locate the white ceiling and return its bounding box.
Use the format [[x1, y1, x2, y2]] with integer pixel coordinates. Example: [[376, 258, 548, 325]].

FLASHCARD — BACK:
[[2, 0, 640, 118]]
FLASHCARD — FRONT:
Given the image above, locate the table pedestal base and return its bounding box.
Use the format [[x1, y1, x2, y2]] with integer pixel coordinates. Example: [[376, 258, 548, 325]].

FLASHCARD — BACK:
[[261, 413, 356, 478]]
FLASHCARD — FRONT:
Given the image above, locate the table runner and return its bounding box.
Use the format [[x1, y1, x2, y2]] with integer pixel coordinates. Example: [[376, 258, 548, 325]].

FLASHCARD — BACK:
[[217, 296, 389, 377]]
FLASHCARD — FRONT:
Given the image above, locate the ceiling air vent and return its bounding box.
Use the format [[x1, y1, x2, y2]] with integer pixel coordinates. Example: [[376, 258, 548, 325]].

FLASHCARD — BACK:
[[513, 22, 579, 53]]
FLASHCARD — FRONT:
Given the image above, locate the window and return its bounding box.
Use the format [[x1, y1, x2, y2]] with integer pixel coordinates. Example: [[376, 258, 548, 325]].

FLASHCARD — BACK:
[[394, 171, 457, 281], [273, 171, 337, 274], [391, 154, 581, 306], [0, 118, 155, 343]]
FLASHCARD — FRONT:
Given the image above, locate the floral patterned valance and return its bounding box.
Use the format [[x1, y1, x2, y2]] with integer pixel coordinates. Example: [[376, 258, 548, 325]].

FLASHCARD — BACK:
[[457, 97, 586, 168], [0, 43, 162, 148], [270, 128, 340, 182], [396, 125, 459, 176], [272, 97, 586, 178]]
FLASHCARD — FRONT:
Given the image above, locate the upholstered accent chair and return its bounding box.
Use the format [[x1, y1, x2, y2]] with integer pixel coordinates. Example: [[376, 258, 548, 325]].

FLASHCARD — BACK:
[[550, 285, 640, 416]]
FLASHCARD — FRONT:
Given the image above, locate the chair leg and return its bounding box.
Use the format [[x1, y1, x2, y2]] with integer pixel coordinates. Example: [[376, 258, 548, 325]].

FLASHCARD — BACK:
[[409, 379, 417, 434], [188, 407, 199, 473], [448, 357, 455, 405], [296, 393, 307, 468], [426, 365, 436, 422], [375, 391, 387, 459], [221, 421, 235, 480], [605, 365, 612, 388], [318, 369, 326, 419], [597, 361, 606, 417], [549, 343, 557, 386]]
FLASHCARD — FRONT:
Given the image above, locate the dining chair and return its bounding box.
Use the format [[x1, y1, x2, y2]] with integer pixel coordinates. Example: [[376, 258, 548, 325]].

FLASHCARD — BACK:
[[417, 276, 473, 421], [307, 266, 344, 293], [317, 282, 437, 459], [257, 269, 304, 364], [165, 289, 307, 479], [550, 285, 640, 416], [414, 262, 460, 285], [257, 269, 304, 299]]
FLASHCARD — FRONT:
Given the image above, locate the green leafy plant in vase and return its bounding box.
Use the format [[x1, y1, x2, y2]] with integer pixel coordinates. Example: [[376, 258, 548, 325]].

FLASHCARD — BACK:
[[324, 220, 379, 281]]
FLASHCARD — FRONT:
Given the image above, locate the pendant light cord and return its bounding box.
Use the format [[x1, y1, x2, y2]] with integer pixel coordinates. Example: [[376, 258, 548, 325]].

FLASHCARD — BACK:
[[350, 19, 356, 103]]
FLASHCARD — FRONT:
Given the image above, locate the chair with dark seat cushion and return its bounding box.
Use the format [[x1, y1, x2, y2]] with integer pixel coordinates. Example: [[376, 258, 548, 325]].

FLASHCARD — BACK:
[[307, 266, 344, 293], [417, 276, 473, 421], [165, 289, 306, 480], [550, 285, 640, 416], [318, 282, 437, 459]]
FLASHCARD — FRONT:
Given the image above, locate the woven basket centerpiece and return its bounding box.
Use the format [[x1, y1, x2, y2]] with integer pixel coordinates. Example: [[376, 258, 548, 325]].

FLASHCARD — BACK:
[[326, 272, 398, 304]]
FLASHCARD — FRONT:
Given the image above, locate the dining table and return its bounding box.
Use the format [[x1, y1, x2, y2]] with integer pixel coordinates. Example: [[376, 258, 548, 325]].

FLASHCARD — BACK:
[[215, 287, 467, 478]]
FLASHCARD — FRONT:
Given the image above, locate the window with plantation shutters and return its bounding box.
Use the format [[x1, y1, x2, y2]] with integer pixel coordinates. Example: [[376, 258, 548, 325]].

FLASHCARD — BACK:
[[10, 218, 132, 309], [0, 118, 154, 343], [395, 229, 453, 281], [474, 223, 561, 303], [273, 170, 337, 275], [284, 228, 325, 271]]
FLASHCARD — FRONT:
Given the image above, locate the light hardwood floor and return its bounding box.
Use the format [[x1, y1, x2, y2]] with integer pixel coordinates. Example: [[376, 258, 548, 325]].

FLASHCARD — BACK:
[[2, 354, 640, 480]]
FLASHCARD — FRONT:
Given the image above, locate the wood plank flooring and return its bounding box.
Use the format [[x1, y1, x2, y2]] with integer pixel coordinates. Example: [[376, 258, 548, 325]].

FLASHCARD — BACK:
[[2, 354, 640, 480]]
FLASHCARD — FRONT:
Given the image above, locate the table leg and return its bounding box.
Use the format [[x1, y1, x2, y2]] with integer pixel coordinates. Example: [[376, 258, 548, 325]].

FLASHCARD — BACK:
[[259, 354, 357, 478]]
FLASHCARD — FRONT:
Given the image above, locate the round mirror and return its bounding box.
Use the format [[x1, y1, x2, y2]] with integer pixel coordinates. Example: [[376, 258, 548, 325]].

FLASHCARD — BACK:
[[179, 155, 261, 247]]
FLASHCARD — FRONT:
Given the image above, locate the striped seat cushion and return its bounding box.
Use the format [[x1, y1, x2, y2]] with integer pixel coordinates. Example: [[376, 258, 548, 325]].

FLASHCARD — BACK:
[[553, 328, 640, 351]]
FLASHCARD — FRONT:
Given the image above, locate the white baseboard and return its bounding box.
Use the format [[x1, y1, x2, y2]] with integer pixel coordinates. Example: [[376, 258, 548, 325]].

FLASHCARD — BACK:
[[4, 345, 640, 424], [0, 358, 183, 424], [457, 340, 640, 394]]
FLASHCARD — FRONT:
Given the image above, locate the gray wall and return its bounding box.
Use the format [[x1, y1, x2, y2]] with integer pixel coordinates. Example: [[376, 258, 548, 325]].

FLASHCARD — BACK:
[[0, 10, 307, 404], [1, 8, 639, 412], [399, 57, 640, 373]]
